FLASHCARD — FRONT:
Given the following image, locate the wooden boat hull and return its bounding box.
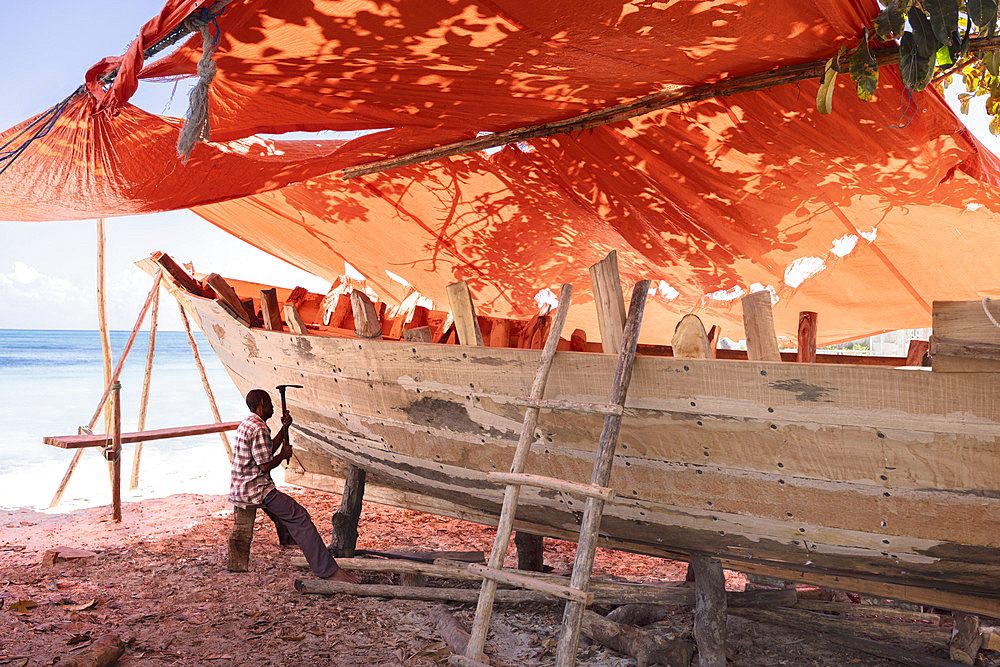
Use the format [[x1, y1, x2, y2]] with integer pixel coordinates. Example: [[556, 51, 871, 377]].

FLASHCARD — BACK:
[[184, 292, 1000, 614]]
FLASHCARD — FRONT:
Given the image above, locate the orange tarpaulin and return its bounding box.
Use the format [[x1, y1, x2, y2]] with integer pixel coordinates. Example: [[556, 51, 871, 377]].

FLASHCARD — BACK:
[[1, 0, 999, 343]]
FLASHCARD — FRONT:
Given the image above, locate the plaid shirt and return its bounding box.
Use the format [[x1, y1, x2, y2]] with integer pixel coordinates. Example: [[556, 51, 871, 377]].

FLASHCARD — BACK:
[[229, 413, 277, 506]]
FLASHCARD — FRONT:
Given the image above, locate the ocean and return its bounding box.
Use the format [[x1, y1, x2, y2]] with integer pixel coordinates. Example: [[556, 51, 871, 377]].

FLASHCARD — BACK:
[[0, 329, 281, 511]]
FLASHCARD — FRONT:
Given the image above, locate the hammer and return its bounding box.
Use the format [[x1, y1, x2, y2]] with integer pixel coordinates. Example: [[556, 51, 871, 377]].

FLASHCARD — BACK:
[[276, 384, 303, 416]]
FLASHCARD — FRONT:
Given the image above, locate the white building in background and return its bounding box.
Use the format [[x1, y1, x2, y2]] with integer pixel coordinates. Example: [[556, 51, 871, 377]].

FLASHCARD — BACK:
[[868, 328, 931, 356]]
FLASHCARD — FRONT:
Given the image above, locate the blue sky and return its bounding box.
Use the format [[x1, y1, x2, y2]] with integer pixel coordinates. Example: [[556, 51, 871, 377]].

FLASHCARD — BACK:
[[1, 2, 998, 331], [0, 1, 331, 331]]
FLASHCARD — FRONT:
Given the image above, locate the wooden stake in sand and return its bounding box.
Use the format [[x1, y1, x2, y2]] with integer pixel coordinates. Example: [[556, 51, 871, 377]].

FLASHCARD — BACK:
[[131, 275, 161, 490], [49, 272, 162, 508], [97, 219, 112, 435], [110, 382, 122, 523], [177, 302, 233, 462]]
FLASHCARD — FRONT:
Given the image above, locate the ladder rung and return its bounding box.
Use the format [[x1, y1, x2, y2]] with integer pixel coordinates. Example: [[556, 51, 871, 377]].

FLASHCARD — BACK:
[[448, 655, 489, 667], [474, 395, 623, 416], [485, 472, 615, 501], [468, 563, 593, 604]]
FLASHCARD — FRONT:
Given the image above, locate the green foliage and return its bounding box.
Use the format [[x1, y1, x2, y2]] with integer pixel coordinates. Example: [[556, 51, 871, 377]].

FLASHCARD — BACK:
[[819, 0, 1000, 133]]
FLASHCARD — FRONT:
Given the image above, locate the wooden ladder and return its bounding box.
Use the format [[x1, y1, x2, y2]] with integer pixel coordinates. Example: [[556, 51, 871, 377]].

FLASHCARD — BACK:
[[453, 280, 651, 667]]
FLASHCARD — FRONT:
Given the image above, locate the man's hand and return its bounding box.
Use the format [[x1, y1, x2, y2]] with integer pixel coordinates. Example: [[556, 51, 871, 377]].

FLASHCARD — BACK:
[[279, 442, 293, 462], [281, 411, 293, 428]]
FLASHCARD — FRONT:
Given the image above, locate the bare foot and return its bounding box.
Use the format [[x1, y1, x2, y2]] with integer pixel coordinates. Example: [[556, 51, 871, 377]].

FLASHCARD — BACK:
[[325, 567, 361, 584]]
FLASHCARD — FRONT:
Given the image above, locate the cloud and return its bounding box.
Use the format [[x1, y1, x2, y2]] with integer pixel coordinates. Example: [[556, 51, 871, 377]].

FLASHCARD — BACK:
[[0, 261, 85, 304]]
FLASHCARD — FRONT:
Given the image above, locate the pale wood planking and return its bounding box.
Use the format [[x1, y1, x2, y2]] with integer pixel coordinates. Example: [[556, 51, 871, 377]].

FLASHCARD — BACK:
[[588, 250, 626, 355], [283, 303, 309, 335], [672, 313, 712, 359], [796, 311, 818, 363], [741, 291, 781, 362], [260, 288, 283, 331], [350, 289, 382, 339], [446, 281, 484, 346]]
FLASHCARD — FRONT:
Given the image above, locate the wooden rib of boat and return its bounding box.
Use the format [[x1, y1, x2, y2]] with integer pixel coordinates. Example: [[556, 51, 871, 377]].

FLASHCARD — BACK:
[[140, 256, 1000, 616]]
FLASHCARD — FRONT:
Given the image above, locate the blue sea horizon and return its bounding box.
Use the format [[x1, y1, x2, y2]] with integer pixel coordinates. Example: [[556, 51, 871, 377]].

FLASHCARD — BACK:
[[0, 328, 259, 511]]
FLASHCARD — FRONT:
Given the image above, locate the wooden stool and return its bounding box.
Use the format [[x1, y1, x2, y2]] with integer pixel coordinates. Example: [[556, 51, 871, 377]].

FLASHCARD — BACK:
[[227, 506, 257, 572]]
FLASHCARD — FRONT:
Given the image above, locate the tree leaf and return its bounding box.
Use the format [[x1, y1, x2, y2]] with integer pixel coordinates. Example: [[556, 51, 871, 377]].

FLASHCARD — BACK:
[[924, 0, 960, 44], [990, 114, 1000, 135], [968, 0, 998, 29], [937, 43, 954, 66], [850, 34, 880, 101], [908, 8, 940, 58], [961, 95, 971, 113], [874, 2, 907, 40], [899, 32, 936, 91], [984, 50, 1000, 77], [9, 600, 37, 613], [817, 56, 839, 114]]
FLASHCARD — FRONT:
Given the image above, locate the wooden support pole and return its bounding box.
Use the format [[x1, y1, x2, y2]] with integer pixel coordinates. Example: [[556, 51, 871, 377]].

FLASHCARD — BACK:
[[555, 281, 650, 667], [227, 506, 256, 572], [741, 291, 781, 362], [131, 277, 160, 490], [329, 465, 367, 557], [97, 219, 112, 437], [950, 612, 982, 665], [110, 382, 122, 523], [588, 251, 626, 355], [284, 303, 309, 335], [465, 285, 574, 664], [447, 281, 484, 346], [350, 289, 382, 339], [260, 288, 283, 331], [49, 272, 162, 508], [177, 302, 233, 462], [691, 555, 726, 667], [514, 532, 545, 572], [796, 311, 818, 363]]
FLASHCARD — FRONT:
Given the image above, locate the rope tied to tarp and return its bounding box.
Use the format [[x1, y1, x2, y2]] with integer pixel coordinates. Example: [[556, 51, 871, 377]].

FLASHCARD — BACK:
[[889, 85, 917, 130], [982, 297, 1000, 329], [176, 2, 228, 163]]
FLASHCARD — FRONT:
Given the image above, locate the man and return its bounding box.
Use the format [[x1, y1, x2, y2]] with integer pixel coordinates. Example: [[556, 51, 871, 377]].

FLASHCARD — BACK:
[[229, 388, 359, 583]]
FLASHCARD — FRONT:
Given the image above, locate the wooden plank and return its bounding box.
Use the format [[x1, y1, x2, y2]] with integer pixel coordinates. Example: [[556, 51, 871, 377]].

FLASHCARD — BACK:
[[933, 300, 1000, 372], [485, 472, 615, 501], [706, 325, 721, 358], [403, 326, 433, 342], [796, 311, 818, 363], [45, 422, 241, 449], [203, 273, 251, 326], [588, 251, 627, 355], [97, 219, 112, 436], [260, 288, 283, 331], [467, 564, 592, 604], [556, 280, 651, 667], [672, 313, 712, 359], [287, 286, 309, 309], [240, 297, 264, 328], [327, 293, 353, 328], [151, 250, 210, 297], [741, 291, 781, 362], [447, 281, 484, 346], [488, 318, 511, 348], [350, 289, 383, 339], [283, 303, 309, 335]]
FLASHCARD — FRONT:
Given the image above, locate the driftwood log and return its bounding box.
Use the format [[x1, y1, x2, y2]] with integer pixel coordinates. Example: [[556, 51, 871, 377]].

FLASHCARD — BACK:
[[691, 556, 726, 667], [514, 531, 545, 572], [732, 608, 955, 667], [950, 612, 981, 665], [429, 605, 480, 661], [227, 506, 256, 572], [605, 603, 668, 627], [329, 465, 366, 557], [60, 634, 125, 667], [580, 610, 693, 667]]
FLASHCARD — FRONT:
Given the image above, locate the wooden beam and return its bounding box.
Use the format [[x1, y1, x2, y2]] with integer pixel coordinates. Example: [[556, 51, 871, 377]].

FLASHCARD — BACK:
[[447, 281, 484, 346], [350, 289, 382, 339], [110, 383, 122, 523], [906, 339, 929, 367], [951, 613, 982, 665], [706, 324, 721, 358], [514, 532, 544, 572], [327, 293, 353, 328], [337, 36, 1000, 181], [741, 291, 781, 362], [330, 465, 367, 557], [151, 251, 209, 297], [283, 303, 309, 335], [796, 311, 818, 363], [570, 328, 587, 352], [203, 273, 251, 326], [403, 326, 432, 342], [260, 288, 283, 331], [588, 251, 627, 355], [488, 318, 510, 348], [45, 421, 241, 449], [692, 555, 727, 667], [672, 313, 712, 359], [177, 303, 233, 462]]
